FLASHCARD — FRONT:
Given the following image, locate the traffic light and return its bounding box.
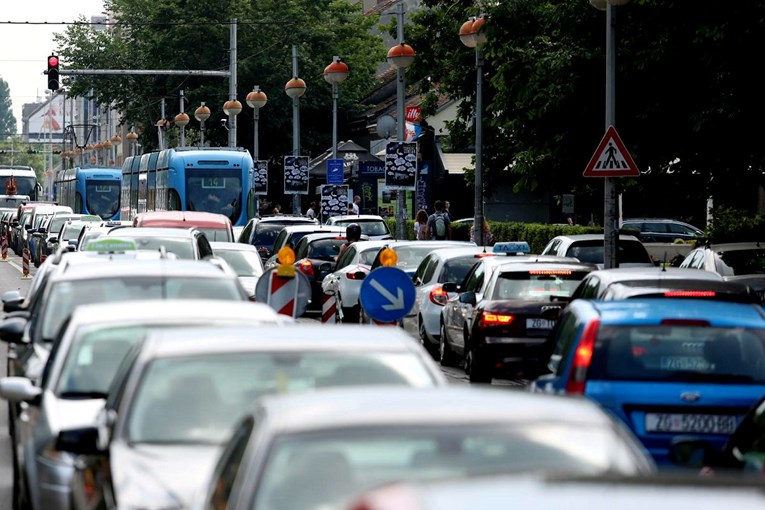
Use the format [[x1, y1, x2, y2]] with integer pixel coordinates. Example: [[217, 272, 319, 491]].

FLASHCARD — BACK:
[[47, 55, 59, 91]]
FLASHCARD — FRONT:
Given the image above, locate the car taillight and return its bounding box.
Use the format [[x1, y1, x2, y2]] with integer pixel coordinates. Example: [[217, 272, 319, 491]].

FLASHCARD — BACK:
[[660, 318, 710, 326], [298, 260, 314, 277], [566, 319, 599, 395], [663, 290, 716, 298], [479, 311, 514, 328], [429, 286, 448, 306], [346, 271, 362, 280]]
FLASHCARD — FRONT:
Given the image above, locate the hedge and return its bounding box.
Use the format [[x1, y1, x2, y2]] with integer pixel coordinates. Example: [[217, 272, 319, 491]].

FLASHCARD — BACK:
[[384, 218, 602, 253]]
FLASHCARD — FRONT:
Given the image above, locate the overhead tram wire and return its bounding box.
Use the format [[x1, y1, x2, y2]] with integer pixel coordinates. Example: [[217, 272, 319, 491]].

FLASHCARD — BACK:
[[0, 20, 297, 27]]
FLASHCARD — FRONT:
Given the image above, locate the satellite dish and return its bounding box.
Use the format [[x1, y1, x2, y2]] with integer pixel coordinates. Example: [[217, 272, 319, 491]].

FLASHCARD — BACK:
[[376, 115, 396, 139]]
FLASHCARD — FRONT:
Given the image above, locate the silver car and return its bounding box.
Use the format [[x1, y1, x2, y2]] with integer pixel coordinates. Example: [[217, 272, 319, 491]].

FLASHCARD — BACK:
[[0, 300, 289, 510], [197, 386, 654, 510], [57, 325, 446, 510], [209, 241, 265, 298]]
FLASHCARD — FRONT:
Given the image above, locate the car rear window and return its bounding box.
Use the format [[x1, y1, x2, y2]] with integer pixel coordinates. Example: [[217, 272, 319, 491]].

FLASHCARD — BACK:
[[439, 257, 480, 284], [307, 238, 346, 261], [589, 324, 765, 383], [717, 249, 765, 276], [253, 223, 287, 247], [491, 270, 590, 300], [566, 240, 650, 265], [336, 219, 390, 236]]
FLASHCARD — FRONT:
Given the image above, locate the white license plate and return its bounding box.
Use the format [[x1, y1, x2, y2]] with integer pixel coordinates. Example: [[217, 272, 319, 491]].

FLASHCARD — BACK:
[[645, 413, 737, 434], [526, 318, 555, 330]]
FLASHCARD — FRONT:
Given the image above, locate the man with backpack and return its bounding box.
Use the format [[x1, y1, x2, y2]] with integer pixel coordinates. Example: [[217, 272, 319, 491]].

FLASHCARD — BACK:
[[427, 200, 451, 240]]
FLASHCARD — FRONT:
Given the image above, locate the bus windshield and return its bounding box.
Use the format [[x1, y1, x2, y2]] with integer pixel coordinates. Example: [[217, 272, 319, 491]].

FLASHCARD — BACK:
[[0, 176, 36, 197], [86, 181, 121, 219], [185, 169, 242, 224]]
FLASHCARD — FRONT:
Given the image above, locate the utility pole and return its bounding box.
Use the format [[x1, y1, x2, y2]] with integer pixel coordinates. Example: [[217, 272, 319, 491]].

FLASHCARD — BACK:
[[228, 19, 238, 147], [395, 3, 407, 240], [159, 98, 166, 150], [292, 45, 301, 216]]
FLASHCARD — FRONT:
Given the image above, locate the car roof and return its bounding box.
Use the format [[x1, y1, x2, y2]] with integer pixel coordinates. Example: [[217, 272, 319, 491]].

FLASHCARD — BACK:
[[133, 210, 232, 228], [67, 300, 289, 327], [280, 225, 346, 234], [105, 226, 198, 238], [494, 261, 597, 272], [588, 298, 765, 327], [210, 241, 258, 252], [703, 242, 765, 251], [584, 267, 724, 284], [300, 232, 355, 243], [51, 258, 230, 281], [140, 325, 426, 358], [254, 386, 616, 434], [605, 280, 759, 302], [550, 234, 642, 243], [328, 214, 387, 222], [254, 216, 318, 225]]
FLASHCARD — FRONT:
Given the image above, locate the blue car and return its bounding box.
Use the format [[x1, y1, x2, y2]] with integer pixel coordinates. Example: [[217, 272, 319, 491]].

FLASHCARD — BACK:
[[530, 298, 765, 466]]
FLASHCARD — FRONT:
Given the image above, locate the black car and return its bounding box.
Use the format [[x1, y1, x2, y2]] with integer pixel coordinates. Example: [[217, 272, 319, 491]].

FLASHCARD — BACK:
[[445, 261, 595, 382], [293, 232, 367, 311], [238, 216, 318, 260], [621, 218, 703, 243]]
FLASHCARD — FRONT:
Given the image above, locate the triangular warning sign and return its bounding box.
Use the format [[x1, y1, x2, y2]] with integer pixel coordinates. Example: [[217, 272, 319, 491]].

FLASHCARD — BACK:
[[583, 125, 640, 177]]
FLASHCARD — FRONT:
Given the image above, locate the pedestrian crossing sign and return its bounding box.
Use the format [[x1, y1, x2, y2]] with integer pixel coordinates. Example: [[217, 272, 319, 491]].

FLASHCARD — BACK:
[[583, 125, 640, 177]]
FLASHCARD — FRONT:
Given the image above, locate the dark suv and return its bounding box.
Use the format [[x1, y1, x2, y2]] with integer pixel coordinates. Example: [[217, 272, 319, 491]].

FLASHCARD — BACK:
[[238, 216, 318, 260], [621, 218, 703, 243]]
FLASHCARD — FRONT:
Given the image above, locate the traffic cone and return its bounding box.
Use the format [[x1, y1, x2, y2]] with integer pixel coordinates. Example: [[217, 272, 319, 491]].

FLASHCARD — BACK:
[[21, 248, 31, 279]]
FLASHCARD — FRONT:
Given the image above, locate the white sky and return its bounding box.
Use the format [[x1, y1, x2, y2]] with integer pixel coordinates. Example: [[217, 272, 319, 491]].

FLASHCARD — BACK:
[[0, 1, 105, 131]]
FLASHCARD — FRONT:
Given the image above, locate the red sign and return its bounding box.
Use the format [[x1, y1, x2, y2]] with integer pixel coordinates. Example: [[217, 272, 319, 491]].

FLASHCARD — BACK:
[[405, 106, 421, 123], [583, 125, 640, 178]]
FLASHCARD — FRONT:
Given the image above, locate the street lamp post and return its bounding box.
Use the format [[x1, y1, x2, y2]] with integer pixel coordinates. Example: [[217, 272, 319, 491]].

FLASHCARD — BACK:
[[459, 15, 487, 246], [387, 2, 416, 240], [223, 99, 243, 147], [126, 130, 138, 157], [591, 0, 630, 269], [247, 86, 268, 216], [285, 45, 307, 216], [323, 56, 350, 160], [194, 102, 211, 146]]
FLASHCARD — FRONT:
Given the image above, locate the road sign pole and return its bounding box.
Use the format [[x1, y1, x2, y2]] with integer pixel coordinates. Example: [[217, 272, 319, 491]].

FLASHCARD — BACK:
[[604, 4, 617, 269]]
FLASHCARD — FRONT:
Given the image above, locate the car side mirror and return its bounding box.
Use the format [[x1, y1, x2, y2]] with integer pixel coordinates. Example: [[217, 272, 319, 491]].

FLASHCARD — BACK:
[[24, 225, 31, 231], [55, 427, 103, 456], [2, 290, 23, 312], [442, 282, 458, 293], [0, 377, 42, 404], [459, 291, 477, 306], [0, 317, 27, 344], [68, 239, 78, 246]]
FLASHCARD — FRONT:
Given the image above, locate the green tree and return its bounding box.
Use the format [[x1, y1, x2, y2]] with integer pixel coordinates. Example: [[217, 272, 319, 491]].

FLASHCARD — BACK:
[[54, 0, 385, 162], [0, 78, 17, 139], [408, 1, 765, 220], [0, 137, 47, 181]]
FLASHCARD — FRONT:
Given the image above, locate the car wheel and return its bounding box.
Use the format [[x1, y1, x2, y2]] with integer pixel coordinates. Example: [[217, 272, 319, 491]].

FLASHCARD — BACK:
[[439, 322, 460, 367], [465, 333, 492, 383], [419, 316, 438, 359]]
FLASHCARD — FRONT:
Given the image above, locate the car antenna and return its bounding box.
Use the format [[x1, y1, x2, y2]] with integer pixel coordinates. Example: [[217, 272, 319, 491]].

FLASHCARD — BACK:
[[661, 251, 667, 272]]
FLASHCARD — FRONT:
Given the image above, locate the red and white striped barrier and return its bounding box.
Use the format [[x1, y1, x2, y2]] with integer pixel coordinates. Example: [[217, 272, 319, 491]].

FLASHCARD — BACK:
[[267, 271, 297, 317], [21, 248, 31, 279], [321, 294, 337, 323], [1, 234, 7, 262]]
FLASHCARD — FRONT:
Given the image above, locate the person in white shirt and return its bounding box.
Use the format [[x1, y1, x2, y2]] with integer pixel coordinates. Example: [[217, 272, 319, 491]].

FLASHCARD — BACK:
[[351, 195, 360, 215]]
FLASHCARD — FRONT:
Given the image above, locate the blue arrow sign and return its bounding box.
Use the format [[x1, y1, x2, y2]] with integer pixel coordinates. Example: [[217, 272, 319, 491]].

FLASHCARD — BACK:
[[327, 159, 344, 185], [359, 266, 416, 323]]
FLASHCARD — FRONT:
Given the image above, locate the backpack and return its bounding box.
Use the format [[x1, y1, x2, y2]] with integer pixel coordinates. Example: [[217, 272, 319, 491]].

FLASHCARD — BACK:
[[434, 213, 447, 239]]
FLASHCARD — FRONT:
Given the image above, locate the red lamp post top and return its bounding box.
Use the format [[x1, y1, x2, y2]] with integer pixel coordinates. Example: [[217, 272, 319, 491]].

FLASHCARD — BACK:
[[323, 57, 349, 85], [386, 43, 416, 69]]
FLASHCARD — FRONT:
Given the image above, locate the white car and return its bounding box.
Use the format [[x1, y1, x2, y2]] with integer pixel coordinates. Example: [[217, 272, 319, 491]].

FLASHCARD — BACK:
[[540, 233, 654, 269], [324, 214, 393, 240], [402, 246, 492, 357], [321, 240, 395, 322]]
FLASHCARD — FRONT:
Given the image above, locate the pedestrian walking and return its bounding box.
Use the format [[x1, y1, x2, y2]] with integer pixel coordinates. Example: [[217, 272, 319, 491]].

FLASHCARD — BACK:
[[427, 200, 451, 240], [306, 202, 317, 220], [351, 195, 361, 215], [444, 200, 452, 221], [414, 209, 429, 240]]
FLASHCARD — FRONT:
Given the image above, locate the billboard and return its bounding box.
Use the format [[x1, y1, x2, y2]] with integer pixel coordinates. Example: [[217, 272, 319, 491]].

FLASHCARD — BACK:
[[27, 95, 65, 143]]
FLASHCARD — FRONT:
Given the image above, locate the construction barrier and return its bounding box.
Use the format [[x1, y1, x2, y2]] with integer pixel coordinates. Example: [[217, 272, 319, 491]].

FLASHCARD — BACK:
[[321, 294, 337, 323], [21, 248, 31, 279], [1, 234, 7, 262], [268, 271, 297, 317]]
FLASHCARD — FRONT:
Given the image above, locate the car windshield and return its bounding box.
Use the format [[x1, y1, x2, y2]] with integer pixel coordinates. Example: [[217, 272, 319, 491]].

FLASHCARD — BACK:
[[391, 245, 448, 270], [307, 239, 346, 261], [55, 325, 147, 398], [215, 250, 264, 277], [197, 228, 231, 242], [126, 352, 435, 445], [565, 240, 650, 265], [336, 220, 389, 236], [588, 325, 765, 383], [61, 223, 86, 241], [717, 248, 765, 276], [40, 277, 242, 341], [253, 423, 642, 510], [491, 270, 590, 300]]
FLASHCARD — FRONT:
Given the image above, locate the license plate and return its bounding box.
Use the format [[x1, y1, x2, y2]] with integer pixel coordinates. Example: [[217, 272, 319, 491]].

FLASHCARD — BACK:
[[526, 318, 554, 330], [645, 413, 737, 434]]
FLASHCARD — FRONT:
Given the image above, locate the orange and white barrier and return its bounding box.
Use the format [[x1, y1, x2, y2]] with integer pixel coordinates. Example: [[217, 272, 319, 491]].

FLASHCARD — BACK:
[[321, 294, 337, 323], [1, 234, 7, 262], [267, 271, 297, 317], [21, 248, 31, 279]]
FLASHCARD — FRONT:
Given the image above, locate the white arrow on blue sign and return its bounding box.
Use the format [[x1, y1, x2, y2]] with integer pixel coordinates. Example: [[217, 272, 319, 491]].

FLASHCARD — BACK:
[[359, 266, 416, 322], [327, 159, 344, 185]]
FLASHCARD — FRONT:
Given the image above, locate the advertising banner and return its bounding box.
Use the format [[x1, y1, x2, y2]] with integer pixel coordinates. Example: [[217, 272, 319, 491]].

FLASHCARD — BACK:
[[320, 184, 349, 223], [384, 141, 417, 190], [284, 155, 310, 195], [252, 160, 268, 195]]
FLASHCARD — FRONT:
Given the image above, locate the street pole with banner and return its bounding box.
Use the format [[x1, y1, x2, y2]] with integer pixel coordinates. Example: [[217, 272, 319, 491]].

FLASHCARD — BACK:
[[284, 155, 310, 198], [384, 141, 417, 238]]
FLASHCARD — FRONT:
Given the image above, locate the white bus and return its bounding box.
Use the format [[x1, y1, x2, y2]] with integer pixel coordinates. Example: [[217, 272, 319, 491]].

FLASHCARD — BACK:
[[0, 165, 41, 201]]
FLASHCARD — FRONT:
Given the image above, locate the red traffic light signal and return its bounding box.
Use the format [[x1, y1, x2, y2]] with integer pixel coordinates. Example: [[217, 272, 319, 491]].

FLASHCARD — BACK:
[[47, 54, 60, 91]]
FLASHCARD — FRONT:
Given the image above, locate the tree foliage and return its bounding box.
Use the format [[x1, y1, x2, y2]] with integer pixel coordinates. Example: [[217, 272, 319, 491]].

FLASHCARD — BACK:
[[407, 0, 765, 220], [54, 0, 385, 161], [0, 78, 17, 139]]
